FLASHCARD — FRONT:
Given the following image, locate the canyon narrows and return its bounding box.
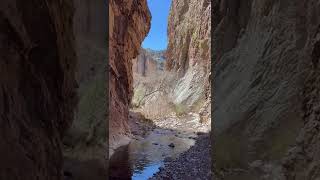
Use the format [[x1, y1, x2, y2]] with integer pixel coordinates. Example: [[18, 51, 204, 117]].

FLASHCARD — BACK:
[[3, 0, 320, 179], [109, 0, 212, 179]]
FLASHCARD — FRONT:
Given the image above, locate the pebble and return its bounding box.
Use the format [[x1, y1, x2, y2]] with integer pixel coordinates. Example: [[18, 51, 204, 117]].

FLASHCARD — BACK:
[[168, 143, 175, 148]]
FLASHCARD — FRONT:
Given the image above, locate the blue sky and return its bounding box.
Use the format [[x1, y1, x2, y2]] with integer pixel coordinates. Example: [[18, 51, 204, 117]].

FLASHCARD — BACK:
[[142, 0, 172, 51]]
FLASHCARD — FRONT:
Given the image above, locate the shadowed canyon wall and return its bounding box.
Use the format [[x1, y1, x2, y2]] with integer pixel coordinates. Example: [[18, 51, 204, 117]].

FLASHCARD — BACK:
[[213, 0, 320, 179], [63, 0, 107, 160], [0, 0, 77, 179], [109, 0, 151, 155]]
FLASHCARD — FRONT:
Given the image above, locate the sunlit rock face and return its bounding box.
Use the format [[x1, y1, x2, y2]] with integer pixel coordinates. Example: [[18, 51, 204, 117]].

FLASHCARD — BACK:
[[132, 48, 164, 77], [213, 0, 320, 179], [0, 0, 77, 179], [109, 0, 151, 155], [165, 0, 211, 122], [166, 0, 211, 74]]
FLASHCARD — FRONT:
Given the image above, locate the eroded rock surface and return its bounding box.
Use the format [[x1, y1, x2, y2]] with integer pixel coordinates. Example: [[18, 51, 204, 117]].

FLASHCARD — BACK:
[[213, 0, 320, 179], [109, 0, 151, 156], [0, 0, 77, 179], [166, 0, 211, 116]]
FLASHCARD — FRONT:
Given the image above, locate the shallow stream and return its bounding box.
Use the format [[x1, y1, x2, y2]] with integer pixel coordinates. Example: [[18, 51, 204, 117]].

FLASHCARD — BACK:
[[109, 128, 197, 180]]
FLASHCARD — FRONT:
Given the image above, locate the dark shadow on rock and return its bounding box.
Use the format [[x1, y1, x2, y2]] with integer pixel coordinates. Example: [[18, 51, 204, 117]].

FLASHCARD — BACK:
[[63, 157, 107, 180], [108, 145, 132, 180]]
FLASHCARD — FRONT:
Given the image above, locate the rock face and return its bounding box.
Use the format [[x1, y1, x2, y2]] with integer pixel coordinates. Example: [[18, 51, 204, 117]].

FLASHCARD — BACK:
[[109, 0, 151, 155], [166, 0, 211, 118], [63, 0, 107, 160], [166, 0, 211, 75], [144, 48, 166, 71], [283, 34, 320, 178], [0, 0, 77, 179], [132, 48, 163, 77], [213, 0, 320, 179]]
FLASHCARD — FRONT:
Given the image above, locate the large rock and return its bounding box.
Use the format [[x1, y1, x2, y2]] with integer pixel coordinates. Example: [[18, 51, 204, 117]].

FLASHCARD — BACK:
[[109, 0, 151, 156], [0, 0, 77, 179], [213, 0, 320, 179]]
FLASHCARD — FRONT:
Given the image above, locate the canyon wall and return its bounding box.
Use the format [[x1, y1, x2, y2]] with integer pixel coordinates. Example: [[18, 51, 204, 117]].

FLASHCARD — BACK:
[[0, 0, 77, 179], [109, 0, 151, 155], [213, 0, 320, 179], [166, 0, 211, 74], [166, 0, 211, 121], [132, 48, 160, 77], [62, 0, 107, 160]]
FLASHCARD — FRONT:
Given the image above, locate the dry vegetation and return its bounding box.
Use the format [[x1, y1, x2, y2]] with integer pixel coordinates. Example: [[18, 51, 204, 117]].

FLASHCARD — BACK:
[[132, 71, 182, 119]]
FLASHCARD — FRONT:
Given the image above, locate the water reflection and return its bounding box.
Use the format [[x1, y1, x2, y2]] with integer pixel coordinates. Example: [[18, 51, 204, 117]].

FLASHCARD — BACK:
[[109, 128, 196, 180], [132, 163, 163, 180]]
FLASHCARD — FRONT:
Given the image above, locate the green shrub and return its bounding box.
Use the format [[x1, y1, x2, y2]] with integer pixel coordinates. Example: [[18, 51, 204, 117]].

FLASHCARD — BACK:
[[132, 87, 146, 107], [174, 103, 187, 117]]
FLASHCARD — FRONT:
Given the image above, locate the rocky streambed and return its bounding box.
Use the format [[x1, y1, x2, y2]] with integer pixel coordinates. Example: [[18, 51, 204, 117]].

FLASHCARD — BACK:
[[109, 112, 211, 180], [150, 133, 212, 180]]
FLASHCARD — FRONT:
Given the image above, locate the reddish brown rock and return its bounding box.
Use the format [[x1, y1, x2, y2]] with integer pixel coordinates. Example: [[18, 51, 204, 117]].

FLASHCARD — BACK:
[[132, 48, 163, 77], [0, 0, 77, 179], [109, 0, 151, 155]]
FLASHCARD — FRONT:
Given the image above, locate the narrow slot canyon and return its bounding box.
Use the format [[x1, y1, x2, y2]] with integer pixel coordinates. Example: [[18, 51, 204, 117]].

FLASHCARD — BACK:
[[109, 0, 212, 179], [1, 0, 320, 180]]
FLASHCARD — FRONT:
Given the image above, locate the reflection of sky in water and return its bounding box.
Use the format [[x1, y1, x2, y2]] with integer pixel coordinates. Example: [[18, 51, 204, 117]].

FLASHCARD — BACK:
[[128, 129, 196, 180], [132, 162, 163, 180]]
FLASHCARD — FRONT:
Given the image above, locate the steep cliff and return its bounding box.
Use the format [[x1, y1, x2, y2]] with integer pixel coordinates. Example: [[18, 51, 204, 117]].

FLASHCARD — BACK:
[[63, 0, 107, 160], [0, 0, 77, 179], [166, 0, 211, 74], [283, 27, 320, 179], [213, 0, 320, 179], [109, 0, 151, 155], [166, 0, 211, 121], [132, 48, 162, 77]]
